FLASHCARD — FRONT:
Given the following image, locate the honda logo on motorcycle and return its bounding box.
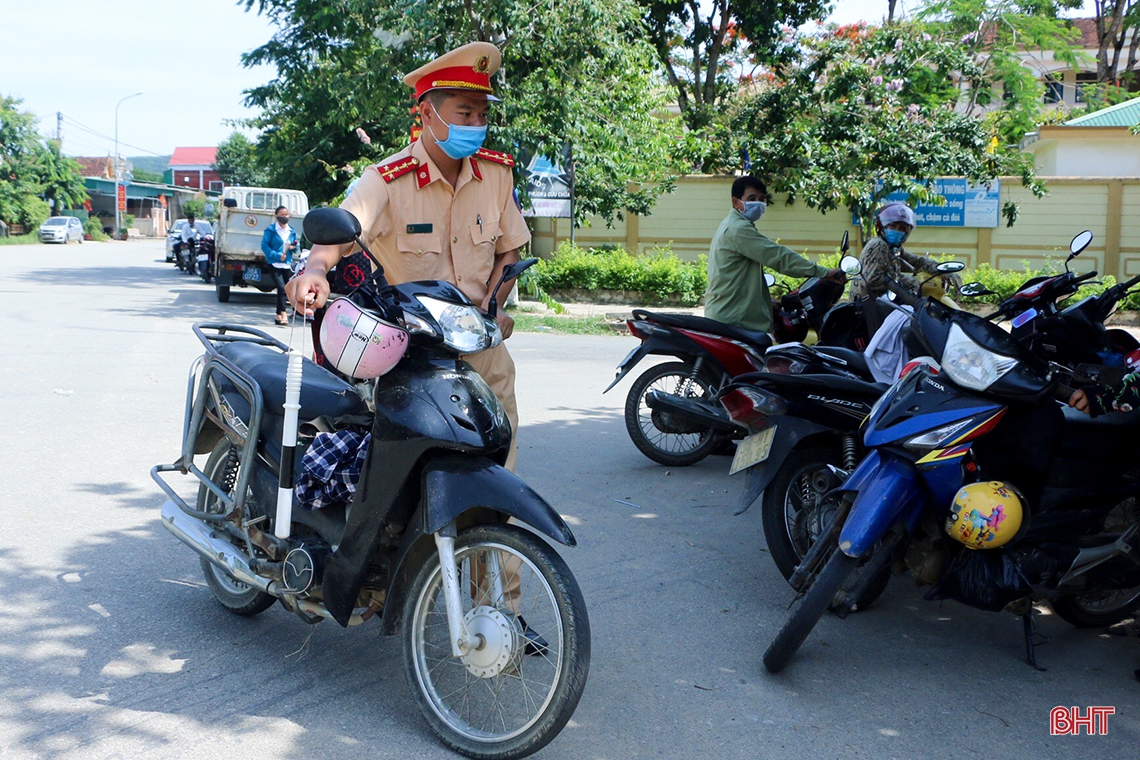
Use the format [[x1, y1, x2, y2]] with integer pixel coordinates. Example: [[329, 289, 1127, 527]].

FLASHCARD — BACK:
[[1050, 706, 1114, 735]]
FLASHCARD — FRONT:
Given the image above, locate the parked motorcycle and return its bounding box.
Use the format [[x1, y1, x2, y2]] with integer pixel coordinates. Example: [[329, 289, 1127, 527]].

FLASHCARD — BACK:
[[152, 207, 590, 759], [196, 233, 216, 284], [980, 230, 1140, 383], [762, 293, 1140, 673], [606, 234, 856, 467]]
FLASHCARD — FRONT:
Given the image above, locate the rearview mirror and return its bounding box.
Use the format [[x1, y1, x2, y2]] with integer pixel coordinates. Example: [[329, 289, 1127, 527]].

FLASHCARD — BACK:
[[487, 258, 540, 318], [223, 198, 238, 208], [840, 230, 849, 254], [958, 281, 993, 297], [839, 255, 862, 276], [303, 207, 362, 246], [763, 273, 777, 287], [1070, 230, 1093, 256], [935, 261, 965, 274]]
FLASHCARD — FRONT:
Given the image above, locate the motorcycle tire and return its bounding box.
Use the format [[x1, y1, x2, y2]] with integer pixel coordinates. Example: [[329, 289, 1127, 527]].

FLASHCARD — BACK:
[[762, 447, 890, 610], [764, 548, 856, 674], [1051, 496, 1140, 628], [196, 439, 277, 617], [624, 361, 720, 467], [403, 523, 590, 760]]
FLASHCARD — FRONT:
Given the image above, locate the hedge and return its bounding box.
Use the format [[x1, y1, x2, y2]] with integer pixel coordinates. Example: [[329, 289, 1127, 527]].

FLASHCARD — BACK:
[[523, 243, 1140, 311]]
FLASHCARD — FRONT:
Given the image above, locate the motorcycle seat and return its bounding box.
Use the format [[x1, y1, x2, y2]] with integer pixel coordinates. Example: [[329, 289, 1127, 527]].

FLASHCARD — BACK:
[[217, 341, 366, 422], [1059, 404, 1140, 461], [631, 309, 773, 351], [811, 345, 872, 379]]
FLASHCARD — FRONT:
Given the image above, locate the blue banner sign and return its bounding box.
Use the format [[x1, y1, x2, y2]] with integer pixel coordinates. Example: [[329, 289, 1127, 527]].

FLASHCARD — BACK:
[[869, 179, 1001, 228]]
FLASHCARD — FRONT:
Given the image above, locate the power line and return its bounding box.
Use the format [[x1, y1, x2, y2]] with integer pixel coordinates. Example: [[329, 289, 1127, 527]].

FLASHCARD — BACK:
[[59, 114, 168, 157]]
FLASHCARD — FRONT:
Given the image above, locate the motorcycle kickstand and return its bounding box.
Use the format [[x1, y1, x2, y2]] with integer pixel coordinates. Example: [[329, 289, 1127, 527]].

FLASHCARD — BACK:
[[1021, 607, 1049, 672]]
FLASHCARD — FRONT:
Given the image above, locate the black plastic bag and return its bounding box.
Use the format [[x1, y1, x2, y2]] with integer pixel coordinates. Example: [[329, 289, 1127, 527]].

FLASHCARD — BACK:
[[926, 548, 1031, 612]]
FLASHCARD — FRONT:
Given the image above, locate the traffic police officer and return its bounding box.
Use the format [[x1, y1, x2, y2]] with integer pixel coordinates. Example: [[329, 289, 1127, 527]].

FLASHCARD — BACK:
[[288, 41, 531, 471]]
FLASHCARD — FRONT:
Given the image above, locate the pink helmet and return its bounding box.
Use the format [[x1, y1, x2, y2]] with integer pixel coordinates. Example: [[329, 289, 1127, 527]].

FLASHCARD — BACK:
[[319, 297, 408, 379]]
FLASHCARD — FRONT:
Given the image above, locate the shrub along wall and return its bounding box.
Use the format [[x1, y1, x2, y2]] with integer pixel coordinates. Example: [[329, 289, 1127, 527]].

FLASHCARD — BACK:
[[522, 243, 1140, 311]]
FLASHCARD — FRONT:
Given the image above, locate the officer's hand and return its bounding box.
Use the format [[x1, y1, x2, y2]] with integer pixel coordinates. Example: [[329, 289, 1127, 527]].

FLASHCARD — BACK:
[[943, 273, 964, 293], [496, 311, 514, 340], [286, 271, 329, 316], [1069, 389, 1091, 415], [824, 267, 846, 284]]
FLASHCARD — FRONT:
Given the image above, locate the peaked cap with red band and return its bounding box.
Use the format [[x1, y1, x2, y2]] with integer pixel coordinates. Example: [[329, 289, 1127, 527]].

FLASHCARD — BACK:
[[403, 41, 502, 102]]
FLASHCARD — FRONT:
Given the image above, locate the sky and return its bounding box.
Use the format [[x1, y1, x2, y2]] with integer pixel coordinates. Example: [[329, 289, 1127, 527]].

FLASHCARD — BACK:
[[0, 0, 1098, 160]]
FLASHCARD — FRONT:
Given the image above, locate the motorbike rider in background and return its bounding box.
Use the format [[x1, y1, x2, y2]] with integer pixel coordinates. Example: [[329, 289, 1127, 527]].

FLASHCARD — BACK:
[[704, 176, 845, 333], [174, 213, 204, 258], [850, 202, 963, 302]]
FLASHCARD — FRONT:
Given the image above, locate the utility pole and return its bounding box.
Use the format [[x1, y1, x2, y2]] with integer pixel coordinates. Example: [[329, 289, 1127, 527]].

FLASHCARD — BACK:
[[114, 92, 144, 239], [56, 112, 63, 143]]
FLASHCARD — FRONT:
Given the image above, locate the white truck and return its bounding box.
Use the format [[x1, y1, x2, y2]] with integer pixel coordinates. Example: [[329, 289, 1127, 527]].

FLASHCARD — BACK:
[[212, 186, 309, 302]]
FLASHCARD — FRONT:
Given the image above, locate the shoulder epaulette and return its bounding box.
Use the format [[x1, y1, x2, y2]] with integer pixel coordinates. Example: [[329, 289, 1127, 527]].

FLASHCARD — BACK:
[[474, 147, 515, 168], [376, 156, 419, 183]]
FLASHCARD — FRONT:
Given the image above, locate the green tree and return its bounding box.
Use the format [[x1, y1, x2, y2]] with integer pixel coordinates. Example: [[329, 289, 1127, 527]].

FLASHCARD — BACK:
[[131, 167, 164, 183], [638, 0, 831, 171], [0, 96, 48, 227], [239, 0, 683, 222], [735, 21, 1046, 233], [918, 0, 1083, 142], [36, 139, 89, 214], [213, 131, 268, 186]]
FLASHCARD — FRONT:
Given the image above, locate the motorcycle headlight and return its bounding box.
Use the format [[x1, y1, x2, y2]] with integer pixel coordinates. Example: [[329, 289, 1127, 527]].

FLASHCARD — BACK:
[[903, 419, 974, 451], [941, 323, 1018, 392], [417, 296, 494, 354]]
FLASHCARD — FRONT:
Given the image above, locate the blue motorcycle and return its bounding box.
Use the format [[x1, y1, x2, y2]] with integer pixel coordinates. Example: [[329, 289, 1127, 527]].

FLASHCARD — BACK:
[[763, 295, 1140, 673]]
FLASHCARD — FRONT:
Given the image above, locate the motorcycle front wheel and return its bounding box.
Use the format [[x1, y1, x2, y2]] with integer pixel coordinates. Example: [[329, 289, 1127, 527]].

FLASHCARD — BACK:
[[624, 361, 720, 466], [764, 547, 856, 674], [403, 524, 590, 760]]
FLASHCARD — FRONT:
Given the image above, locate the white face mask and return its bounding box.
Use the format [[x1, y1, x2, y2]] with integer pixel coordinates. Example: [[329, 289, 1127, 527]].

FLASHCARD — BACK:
[[741, 201, 767, 222]]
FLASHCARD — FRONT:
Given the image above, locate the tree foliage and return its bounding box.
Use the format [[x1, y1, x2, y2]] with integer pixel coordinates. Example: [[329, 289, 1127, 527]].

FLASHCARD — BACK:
[[213, 131, 268, 186], [735, 21, 1046, 232], [0, 96, 88, 228], [1088, 0, 1140, 102], [239, 0, 683, 222], [918, 0, 1082, 142], [637, 0, 830, 171]]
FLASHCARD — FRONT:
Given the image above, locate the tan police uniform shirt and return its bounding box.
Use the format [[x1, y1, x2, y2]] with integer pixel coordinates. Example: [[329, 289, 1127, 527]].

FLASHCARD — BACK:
[[341, 139, 531, 306], [340, 139, 530, 471]]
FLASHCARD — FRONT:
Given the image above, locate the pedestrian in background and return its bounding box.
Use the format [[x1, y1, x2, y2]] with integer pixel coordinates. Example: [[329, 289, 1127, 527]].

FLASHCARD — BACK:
[[261, 205, 298, 326]]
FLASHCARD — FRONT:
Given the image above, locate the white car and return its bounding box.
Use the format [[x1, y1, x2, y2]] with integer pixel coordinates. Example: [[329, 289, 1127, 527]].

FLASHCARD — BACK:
[[39, 216, 84, 244]]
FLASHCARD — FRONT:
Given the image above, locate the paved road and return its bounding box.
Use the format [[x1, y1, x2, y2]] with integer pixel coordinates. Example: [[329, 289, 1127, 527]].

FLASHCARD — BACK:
[[1, 239, 1136, 759]]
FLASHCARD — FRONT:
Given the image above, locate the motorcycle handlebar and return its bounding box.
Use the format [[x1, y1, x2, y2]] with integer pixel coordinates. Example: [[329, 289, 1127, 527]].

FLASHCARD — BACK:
[[1072, 270, 1097, 285], [884, 279, 921, 307]]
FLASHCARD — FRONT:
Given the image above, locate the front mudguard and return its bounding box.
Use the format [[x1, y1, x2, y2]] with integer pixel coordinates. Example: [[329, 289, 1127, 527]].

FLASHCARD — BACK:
[[378, 455, 574, 635], [836, 449, 925, 558], [734, 416, 831, 515]]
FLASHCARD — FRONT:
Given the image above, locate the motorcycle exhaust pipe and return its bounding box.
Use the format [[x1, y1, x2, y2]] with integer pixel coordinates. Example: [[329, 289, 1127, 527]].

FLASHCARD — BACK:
[[645, 390, 738, 432], [160, 500, 275, 594]]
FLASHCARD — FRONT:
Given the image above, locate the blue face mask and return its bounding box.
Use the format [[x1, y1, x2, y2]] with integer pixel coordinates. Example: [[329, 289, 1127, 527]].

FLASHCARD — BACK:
[[426, 105, 487, 159], [883, 228, 907, 247], [741, 201, 766, 222]]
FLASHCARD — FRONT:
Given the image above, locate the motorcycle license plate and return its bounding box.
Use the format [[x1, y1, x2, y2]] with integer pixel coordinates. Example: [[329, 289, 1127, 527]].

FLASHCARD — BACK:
[[243, 267, 262, 282], [730, 426, 776, 475]]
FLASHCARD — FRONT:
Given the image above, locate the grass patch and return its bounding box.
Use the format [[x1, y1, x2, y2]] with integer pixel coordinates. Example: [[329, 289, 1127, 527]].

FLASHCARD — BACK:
[[512, 312, 617, 335], [0, 233, 40, 246]]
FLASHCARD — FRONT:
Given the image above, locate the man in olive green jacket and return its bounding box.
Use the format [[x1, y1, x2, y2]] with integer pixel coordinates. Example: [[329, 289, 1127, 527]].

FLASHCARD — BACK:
[[704, 176, 844, 332]]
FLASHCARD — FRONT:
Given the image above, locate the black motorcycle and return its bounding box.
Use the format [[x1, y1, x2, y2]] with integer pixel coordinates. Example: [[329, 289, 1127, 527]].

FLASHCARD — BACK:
[[152, 207, 590, 759]]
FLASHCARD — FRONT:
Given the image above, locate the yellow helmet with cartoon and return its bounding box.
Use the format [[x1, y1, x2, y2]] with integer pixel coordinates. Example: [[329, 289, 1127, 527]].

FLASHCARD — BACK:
[[944, 481, 1025, 550]]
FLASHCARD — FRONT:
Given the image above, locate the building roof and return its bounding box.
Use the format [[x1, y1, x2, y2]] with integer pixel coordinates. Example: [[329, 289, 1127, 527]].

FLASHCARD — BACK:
[[1065, 95, 1140, 127], [1069, 17, 1099, 48], [169, 147, 217, 167], [73, 156, 113, 178]]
